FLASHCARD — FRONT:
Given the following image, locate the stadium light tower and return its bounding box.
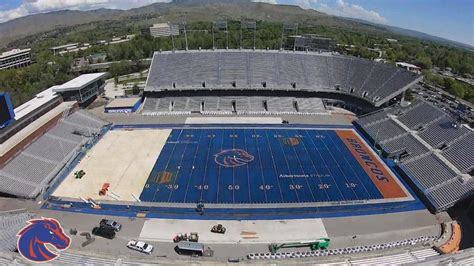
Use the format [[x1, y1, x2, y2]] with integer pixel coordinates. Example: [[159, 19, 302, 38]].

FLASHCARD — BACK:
[[213, 21, 229, 49], [281, 22, 298, 51], [240, 18, 257, 49], [182, 22, 189, 51], [170, 22, 176, 51]]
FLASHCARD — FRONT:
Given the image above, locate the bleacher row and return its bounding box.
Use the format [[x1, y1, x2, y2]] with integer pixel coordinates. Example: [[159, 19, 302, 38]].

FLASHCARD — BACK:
[[0, 210, 36, 252], [356, 100, 474, 211], [146, 50, 421, 106], [0, 110, 108, 198], [247, 235, 437, 261], [142, 96, 327, 115]]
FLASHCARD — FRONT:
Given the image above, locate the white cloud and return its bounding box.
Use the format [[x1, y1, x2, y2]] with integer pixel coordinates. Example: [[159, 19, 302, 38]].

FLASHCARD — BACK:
[[0, 0, 170, 23], [252, 0, 278, 4], [295, 0, 318, 10], [315, 0, 387, 23]]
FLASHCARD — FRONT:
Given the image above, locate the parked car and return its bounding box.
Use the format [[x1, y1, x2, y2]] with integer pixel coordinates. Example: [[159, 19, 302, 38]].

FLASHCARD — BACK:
[[100, 219, 122, 232], [127, 240, 153, 255], [92, 226, 115, 239]]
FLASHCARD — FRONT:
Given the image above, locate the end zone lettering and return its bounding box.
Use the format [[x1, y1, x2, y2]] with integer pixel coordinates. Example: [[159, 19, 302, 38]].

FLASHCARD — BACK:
[[336, 130, 407, 199], [346, 138, 390, 183]]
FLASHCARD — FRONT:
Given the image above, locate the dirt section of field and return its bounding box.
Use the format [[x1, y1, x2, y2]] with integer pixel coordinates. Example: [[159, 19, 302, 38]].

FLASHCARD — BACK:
[[52, 129, 171, 201]]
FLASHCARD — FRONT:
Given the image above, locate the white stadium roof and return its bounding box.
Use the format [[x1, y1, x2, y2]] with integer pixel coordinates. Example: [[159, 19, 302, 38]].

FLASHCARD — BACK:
[[53, 72, 107, 92], [14, 87, 59, 120]]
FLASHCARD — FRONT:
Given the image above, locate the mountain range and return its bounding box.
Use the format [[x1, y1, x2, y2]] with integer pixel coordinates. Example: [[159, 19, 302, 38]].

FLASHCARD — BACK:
[[0, 0, 471, 50]]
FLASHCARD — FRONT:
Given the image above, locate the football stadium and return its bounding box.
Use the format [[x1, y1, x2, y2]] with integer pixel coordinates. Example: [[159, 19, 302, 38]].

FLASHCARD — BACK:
[[0, 49, 472, 263]]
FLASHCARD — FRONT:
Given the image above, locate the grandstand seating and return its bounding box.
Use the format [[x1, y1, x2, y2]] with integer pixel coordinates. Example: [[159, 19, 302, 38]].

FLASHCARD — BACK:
[[249, 52, 279, 86], [303, 55, 331, 89], [356, 100, 473, 211], [418, 116, 471, 148], [356, 110, 391, 127], [442, 133, 474, 173], [380, 134, 429, 161], [0, 210, 36, 252], [0, 110, 108, 198], [191, 52, 219, 86], [277, 53, 305, 88], [427, 178, 474, 210], [145, 50, 421, 106], [362, 63, 399, 100], [142, 96, 326, 115], [345, 58, 374, 93], [364, 119, 407, 142], [350, 248, 439, 265], [400, 154, 458, 191], [398, 102, 446, 130], [247, 97, 267, 113], [374, 70, 419, 101], [326, 56, 350, 90], [220, 52, 248, 85]]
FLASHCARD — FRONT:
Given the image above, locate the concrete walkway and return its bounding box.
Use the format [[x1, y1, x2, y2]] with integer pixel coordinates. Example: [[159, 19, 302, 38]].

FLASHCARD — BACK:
[[140, 218, 328, 244]]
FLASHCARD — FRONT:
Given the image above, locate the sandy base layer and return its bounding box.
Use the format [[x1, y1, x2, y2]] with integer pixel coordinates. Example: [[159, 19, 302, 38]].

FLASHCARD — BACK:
[[52, 129, 171, 201]]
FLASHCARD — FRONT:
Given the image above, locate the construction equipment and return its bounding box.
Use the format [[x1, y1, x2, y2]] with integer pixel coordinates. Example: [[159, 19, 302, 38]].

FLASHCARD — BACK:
[[189, 232, 199, 242], [74, 170, 85, 179], [269, 238, 330, 253], [173, 233, 185, 243], [211, 224, 226, 234], [99, 183, 110, 196], [173, 232, 199, 243], [196, 201, 204, 215]]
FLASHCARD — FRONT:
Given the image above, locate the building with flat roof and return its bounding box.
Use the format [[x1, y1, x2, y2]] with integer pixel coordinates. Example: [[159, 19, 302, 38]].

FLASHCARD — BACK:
[[53, 73, 108, 104], [396, 62, 421, 74], [0, 87, 62, 145], [0, 48, 32, 70], [104, 97, 141, 113], [150, 23, 179, 38], [50, 43, 91, 56]]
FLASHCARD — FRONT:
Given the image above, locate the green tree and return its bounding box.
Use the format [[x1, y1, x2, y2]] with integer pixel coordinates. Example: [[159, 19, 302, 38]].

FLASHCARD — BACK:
[[132, 83, 140, 95], [415, 56, 433, 70]]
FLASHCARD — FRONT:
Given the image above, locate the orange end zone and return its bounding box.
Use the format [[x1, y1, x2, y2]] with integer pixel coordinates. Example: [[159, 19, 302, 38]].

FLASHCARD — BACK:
[[336, 130, 407, 199]]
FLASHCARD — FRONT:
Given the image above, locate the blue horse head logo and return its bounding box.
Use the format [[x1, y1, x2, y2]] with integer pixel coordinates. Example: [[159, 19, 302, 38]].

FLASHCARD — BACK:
[[17, 218, 71, 263], [214, 149, 254, 167]]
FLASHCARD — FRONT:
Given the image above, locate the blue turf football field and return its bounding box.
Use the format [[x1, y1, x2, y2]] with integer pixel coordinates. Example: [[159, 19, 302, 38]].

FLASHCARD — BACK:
[[139, 127, 401, 204]]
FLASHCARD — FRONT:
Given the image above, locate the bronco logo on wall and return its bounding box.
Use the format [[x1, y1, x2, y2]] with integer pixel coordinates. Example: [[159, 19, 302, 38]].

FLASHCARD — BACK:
[[214, 149, 254, 167], [17, 218, 71, 263]]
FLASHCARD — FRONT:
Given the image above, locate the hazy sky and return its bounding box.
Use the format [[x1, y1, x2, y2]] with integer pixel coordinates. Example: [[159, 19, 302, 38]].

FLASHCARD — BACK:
[[0, 0, 473, 46]]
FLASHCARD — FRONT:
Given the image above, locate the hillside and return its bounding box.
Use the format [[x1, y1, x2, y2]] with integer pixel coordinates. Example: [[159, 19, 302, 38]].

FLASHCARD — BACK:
[[0, 0, 386, 48]]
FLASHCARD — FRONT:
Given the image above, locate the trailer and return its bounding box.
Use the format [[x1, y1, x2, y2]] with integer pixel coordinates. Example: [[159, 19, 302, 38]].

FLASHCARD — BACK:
[[269, 238, 330, 253]]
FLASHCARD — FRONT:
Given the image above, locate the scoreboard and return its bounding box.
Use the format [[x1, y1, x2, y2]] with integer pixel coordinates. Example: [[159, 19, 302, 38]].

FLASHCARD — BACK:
[[0, 93, 15, 128]]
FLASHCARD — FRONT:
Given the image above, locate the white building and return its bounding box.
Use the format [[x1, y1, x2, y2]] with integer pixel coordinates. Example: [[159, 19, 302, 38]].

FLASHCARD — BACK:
[[150, 23, 179, 38], [0, 48, 32, 70], [50, 43, 91, 56], [52, 73, 108, 104], [396, 62, 421, 74]]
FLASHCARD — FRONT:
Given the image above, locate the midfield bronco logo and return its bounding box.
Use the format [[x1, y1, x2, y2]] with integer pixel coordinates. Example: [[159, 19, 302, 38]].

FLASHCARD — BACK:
[[17, 218, 71, 263], [214, 149, 254, 167]]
